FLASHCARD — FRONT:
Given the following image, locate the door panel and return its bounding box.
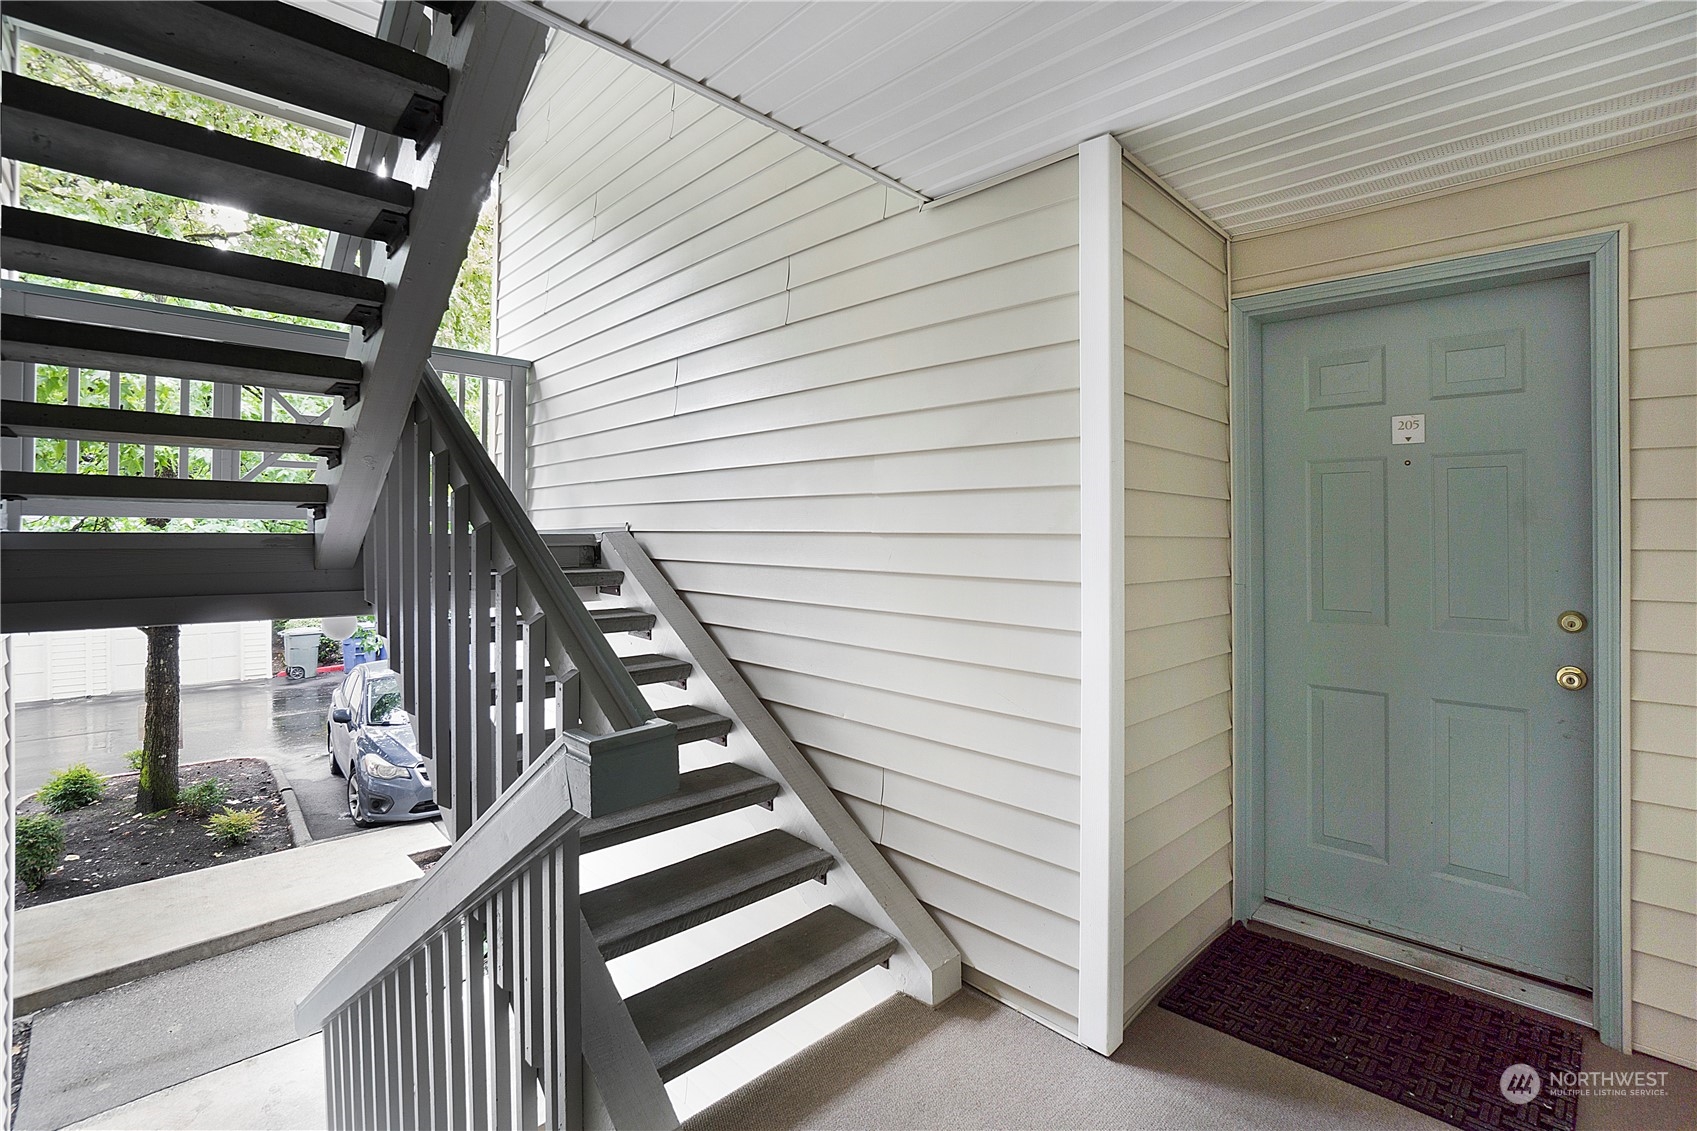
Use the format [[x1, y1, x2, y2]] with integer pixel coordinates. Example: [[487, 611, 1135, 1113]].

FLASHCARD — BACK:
[[1262, 274, 1594, 988]]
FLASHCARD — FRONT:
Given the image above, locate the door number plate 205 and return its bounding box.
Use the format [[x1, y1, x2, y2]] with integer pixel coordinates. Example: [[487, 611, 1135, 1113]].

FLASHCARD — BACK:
[[1392, 414, 1426, 443]]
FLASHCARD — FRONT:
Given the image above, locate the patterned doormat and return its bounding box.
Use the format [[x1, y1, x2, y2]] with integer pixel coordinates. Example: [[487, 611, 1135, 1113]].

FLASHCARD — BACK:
[[1160, 924, 1584, 1131]]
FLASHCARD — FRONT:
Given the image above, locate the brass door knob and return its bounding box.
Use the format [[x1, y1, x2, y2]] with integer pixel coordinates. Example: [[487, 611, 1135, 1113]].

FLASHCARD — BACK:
[[1556, 666, 1589, 691]]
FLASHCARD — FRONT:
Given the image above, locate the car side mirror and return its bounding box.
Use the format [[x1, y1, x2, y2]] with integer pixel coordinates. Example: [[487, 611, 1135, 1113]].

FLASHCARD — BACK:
[[332, 707, 353, 725]]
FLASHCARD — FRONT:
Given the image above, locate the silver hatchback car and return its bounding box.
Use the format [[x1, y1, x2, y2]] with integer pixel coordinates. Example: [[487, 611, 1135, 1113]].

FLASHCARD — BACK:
[[326, 665, 438, 827]]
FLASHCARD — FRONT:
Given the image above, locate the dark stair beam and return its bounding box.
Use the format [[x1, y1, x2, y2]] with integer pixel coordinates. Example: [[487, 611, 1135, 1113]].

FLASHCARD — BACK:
[[3, 2, 450, 143], [1, 209, 385, 332], [627, 906, 897, 1082], [422, 1, 476, 33], [1, 400, 343, 461], [583, 830, 833, 960], [655, 705, 733, 746], [0, 315, 363, 401], [0, 470, 328, 518], [590, 606, 657, 636], [580, 763, 780, 853], [2, 74, 414, 248]]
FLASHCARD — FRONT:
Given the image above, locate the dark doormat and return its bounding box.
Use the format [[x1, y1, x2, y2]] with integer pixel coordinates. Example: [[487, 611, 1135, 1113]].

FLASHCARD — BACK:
[[1160, 923, 1583, 1131]]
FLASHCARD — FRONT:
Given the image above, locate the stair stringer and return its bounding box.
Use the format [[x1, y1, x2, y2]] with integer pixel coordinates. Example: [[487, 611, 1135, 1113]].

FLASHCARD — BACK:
[[595, 529, 963, 1006], [580, 915, 680, 1131]]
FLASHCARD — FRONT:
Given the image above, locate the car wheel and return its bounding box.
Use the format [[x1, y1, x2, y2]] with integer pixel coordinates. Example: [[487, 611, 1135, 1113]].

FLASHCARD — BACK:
[[347, 773, 373, 827], [328, 729, 344, 777]]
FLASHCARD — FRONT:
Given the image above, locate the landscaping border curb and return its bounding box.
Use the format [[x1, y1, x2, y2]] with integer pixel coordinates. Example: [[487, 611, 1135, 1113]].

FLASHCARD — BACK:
[[270, 765, 313, 846], [15, 880, 413, 1016], [13, 823, 445, 1017]]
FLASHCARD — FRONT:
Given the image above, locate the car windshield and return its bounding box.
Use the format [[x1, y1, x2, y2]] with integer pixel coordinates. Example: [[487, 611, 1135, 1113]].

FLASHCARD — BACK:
[[366, 674, 407, 726]]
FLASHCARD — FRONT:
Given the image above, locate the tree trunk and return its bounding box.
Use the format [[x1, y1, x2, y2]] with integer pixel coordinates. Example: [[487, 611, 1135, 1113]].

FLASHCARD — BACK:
[[137, 624, 181, 812]]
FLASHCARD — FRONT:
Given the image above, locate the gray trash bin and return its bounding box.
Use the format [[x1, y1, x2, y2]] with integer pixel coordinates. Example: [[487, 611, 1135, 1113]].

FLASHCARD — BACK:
[[279, 627, 322, 680]]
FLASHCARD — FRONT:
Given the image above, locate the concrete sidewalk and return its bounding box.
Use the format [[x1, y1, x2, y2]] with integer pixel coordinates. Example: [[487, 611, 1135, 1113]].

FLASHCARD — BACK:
[[15, 820, 447, 1015], [68, 1036, 327, 1131], [22, 913, 375, 1130]]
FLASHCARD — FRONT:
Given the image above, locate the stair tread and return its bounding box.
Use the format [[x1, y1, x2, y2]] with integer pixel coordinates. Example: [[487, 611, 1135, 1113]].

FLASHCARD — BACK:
[[489, 653, 691, 702], [544, 533, 599, 568], [1, 208, 384, 328], [1, 471, 327, 518], [583, 830, 832, 960], [537, 704, 729, 750], [5, 1, 450, 140], [0, 314, 363, 397], [621, 653, 690, 685], [1, 400, 342, 454], [627, 905, 896, 1081], [561, 568, 623, 589], [580, 763, 779, 853], [655, 705, 733, 745], [589, 606, 657, 632], [2, 72, 412, 242]]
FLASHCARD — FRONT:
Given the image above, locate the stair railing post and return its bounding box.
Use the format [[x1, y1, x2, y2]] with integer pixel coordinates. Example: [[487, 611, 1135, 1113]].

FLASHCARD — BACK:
[[209, 381, 240, 482], [0, 358, 28, 530]]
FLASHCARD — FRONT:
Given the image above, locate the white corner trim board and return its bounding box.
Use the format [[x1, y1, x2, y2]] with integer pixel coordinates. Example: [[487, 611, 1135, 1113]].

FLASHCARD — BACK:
[[1077, 133, 1127, 1056]]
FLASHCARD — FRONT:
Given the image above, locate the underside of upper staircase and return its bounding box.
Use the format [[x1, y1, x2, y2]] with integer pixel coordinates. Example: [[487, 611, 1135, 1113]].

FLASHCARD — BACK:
[[1, 0, 545, 638]]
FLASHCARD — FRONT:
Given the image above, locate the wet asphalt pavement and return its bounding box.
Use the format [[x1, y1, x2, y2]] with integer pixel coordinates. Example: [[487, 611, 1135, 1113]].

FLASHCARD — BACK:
[[13, 671, 404, 841]]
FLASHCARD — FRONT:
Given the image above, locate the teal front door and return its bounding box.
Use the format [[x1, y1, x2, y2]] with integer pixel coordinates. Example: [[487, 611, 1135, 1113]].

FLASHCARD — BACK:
[[1261, 273, 1594, 988]]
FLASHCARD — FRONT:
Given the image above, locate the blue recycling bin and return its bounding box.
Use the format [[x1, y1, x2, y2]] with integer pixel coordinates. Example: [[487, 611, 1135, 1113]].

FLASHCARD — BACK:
[[341, 636, 387, 672]]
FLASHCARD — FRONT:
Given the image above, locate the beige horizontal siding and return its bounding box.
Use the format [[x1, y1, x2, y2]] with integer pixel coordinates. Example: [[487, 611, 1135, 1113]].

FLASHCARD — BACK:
[[1233, 137, 1697, 1068], [1121, 165, 1233, 1022], [500, 41, 1083, 1032]]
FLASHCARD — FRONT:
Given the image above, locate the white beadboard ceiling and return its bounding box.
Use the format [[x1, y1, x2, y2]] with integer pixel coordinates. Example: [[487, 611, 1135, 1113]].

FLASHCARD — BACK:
[[533, 0, 1697, 234]]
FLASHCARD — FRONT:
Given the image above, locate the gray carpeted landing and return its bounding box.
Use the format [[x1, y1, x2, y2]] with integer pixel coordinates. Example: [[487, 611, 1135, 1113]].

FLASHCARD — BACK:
[[684, 986, 1444, 1131]]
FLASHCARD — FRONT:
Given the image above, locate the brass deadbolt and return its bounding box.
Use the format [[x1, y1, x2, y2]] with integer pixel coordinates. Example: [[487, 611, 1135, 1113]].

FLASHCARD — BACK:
[[1558, 611, 1588, 633], [1556, 666, 1589, 692]]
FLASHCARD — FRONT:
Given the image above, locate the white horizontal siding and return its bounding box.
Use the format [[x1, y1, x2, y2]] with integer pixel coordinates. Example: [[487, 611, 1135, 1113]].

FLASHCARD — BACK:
[[1233, 138, 1697, 1068], [1121, 165, 1233, 1022], [500, 41, 1083, 1031], [10, 622, 275, 703]]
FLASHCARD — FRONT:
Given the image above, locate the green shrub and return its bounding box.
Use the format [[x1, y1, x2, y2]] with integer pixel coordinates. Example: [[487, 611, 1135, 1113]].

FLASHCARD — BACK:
[[125, 749, 145, 773], [207, 807, 262, 846], [36, 764, 107, 812], [16, 814, 65, 890], [177, 779, 228, 818]]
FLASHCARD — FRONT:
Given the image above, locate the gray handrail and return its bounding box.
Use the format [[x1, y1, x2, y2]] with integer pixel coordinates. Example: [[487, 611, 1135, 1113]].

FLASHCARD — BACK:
[[296, 736, 584, 1033], [416, 367, 655, 732]]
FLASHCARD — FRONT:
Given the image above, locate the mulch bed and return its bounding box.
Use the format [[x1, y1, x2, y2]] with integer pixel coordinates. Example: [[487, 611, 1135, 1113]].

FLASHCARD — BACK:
[[16, 757, 294, 909]]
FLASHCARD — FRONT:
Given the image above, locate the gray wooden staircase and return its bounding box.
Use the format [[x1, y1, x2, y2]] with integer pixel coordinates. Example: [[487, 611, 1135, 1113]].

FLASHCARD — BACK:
[[455, 527, 940, 1095], [537, 529, 956, 1096], [3, 4, 960, 1125]]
